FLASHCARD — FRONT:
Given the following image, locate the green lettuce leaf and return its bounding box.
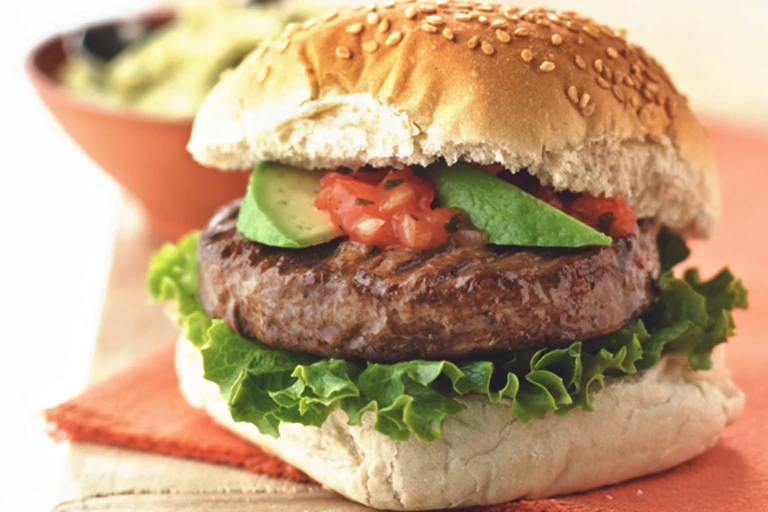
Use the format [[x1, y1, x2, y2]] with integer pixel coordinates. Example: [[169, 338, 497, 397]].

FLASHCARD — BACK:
[[657, 227, 692, 272], [149, 231, 748, 443]]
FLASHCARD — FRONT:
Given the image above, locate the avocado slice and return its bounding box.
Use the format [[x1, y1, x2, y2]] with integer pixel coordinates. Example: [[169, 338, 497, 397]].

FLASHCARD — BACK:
[[427, 164, 612, 247], [237, 162, 343, 248]]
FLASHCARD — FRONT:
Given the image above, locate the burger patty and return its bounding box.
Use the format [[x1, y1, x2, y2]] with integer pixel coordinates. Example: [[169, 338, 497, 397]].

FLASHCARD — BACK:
[[198, 201, 660, 362]]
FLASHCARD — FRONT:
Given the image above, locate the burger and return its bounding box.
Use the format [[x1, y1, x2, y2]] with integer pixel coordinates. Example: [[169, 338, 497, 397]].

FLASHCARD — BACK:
[[148, 2, 749, 510]]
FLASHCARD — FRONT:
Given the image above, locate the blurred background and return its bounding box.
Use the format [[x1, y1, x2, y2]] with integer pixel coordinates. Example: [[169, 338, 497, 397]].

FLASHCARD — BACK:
[[2, 0, 767, 509]]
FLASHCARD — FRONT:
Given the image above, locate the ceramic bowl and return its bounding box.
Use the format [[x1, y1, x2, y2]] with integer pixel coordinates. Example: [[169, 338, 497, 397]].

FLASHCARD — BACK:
[[26, 12, 250, 240]]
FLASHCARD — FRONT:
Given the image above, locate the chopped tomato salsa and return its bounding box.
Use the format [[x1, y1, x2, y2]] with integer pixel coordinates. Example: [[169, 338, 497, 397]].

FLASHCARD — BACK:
[[317, 165, 638, 249], [568, 194, 638, 237], [502, 169, 638, 237], [316, 168, 461, 250]]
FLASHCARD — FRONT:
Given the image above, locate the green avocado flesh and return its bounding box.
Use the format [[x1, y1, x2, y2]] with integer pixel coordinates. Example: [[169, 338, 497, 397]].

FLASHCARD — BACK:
[[237, 162, 342, 248], [427, 163, 612, 247]]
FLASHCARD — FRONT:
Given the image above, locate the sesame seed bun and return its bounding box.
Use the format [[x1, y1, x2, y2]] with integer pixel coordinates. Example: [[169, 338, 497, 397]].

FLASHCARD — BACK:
[[188, 2, 719, 237]]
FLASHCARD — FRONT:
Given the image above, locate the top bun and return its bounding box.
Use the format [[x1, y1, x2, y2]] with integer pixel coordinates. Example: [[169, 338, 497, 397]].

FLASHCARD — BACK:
[[189, 2, 719, 237]]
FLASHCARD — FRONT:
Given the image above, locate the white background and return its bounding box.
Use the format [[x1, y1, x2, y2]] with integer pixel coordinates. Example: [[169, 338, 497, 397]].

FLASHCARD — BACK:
[[1, 0, 767, 510]]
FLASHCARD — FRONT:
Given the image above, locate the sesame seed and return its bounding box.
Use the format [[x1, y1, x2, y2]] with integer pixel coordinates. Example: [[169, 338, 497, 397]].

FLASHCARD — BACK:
[[481, 41, 495, 55], [594, 59, 604, 73], [567, 85, 579, 104], [436, 0, 448, 5], [596, 76, 611, 89], [645, 82, 659, 93], [455, 13, 471, 21], [426, 15, 444, 25], [503, 10, 519, 20], [346, 23, 364, 34], [467, 35, 480, 49], [257, 65, 271, 83], [664, 97, 677, 117], [566, 21, 580, 32], [582, 25, 600, 38], [551, 33, 563, 46], [579, 92, 591, 108], [603, 67, 613, 81], [536, 20, 551, 27], [521, 48, 533, 63], [469, 11, 482, 19], [644, 69, 660, 83], [642, 87, 655, 101], [491, 19, 507, 29], [442, 27, 455, 40], [478, 16, 490, 24], [612, 85, 625, 102], [385, 31, 403, 46], [583, 103, 596, 116], [607, 47, 619, 59], [282, 23, 303, 38], [630, 95, 640, 107], [477, 4, 494, 12], [405, 6, 417, 19], [322, 12, 339, 22], [574, 55, 586, 69], [366, 12, 379, 24], [514, 27, 530, 37], [381, 0, 395, 7], [336, 46, 352, 59], [419, 4, 437, 13], [496, 30, 511, 43], [456, 1, 473, 8], [614, 72, 624, 85], [623, 75, 635, 87], [547, 13, 562, 24], [421, 23, 438, 33], [363, 40, 379, 53], [378, 19, 390, 33], [277, 39, 290, 53], [639, 106, 653, 127], [254, 45, 269, 60], [540, 61, 556, 72], [615, 28, 628, 38]]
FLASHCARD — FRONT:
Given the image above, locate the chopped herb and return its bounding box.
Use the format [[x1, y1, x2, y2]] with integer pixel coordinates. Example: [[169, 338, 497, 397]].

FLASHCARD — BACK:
[[383, 179, 405, 190], [355, 198, 375, 206], [444, 214, 462, 233], [411, 214, 420, 221]]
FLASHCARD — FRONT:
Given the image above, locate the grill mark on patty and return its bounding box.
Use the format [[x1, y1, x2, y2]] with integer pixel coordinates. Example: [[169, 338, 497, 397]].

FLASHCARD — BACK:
[[197, 200, 661, 362]]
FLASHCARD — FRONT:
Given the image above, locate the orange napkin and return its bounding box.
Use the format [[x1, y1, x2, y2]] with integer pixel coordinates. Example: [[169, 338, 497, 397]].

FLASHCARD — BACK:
[[46, 122, 768, 511]]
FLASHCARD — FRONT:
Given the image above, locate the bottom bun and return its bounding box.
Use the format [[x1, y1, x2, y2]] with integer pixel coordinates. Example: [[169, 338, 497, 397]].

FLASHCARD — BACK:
[[175, 335, 743, 511]]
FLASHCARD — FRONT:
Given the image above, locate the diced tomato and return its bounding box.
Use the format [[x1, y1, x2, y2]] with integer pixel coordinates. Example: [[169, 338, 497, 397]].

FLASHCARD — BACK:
[[527, 181, 565, 210], [316, 168, 460, 250], [567, 194, 638, 237], [484, 165, 638, 237]]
